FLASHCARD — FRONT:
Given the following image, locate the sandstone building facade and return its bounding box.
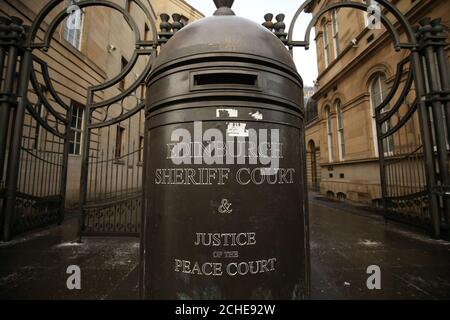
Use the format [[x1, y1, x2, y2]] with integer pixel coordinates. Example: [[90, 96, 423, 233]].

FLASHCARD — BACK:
[[0, 0, 203, 207], [305, 0, 450, 205]]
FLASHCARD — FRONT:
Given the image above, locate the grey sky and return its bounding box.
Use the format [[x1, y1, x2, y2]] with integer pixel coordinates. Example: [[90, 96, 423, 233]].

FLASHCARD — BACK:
[[185, 0, 318, 87]]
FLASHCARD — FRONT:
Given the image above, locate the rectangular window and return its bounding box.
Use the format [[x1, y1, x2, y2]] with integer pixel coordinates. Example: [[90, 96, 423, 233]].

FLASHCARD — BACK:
[[326, 108, 334, 162], [332, 9, 340, 58], [336, 101, 345, 161], [119, 56, 128, 91], [381, 122, 394, 156], [323, 23, 330, 68], [69, 101, 84, 155], [144, 23, 150, 41], [371, 74, 394, 157], [139, 135, 144, 163], [378, 86, 394, 156], [63, 0, 84, 50], [115, 126, 125, 159]]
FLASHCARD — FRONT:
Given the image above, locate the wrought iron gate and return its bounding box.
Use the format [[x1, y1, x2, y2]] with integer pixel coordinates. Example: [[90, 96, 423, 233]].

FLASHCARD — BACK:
[[287, 0, 449, 237], [79, 64, 151, 236], [75, 1, 158, 237], [0, 0, 160, 241], [14, 56, 72, 237], [0, 16, 72, 241], [374, 56, 431, 227], [375, 19, 450, 235]]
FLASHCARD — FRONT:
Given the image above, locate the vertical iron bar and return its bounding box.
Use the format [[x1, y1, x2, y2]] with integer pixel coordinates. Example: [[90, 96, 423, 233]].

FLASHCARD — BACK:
[[404, 126, 409, 194], [108, 147, 114, 230], [59, 105, 71, 224], [58, 139, 63, 196], [3, 49, 32, 241], [422, 37, 450, 224], [115, 129, 119, 199], [21, 116, 29, 194], [410, 51, 441, 237], [139, 112, 149, 299], [114, 148, 119, 233], [38, 123, 46, 197], [88, 149, 94, 201], [93, 142, 99, 200], [19, 117, 28, 194], [31, 118, 39, 197], [376, 109, 389, 220], [46, 132, 54, 197], [407, 150, 414, 194], [434, 30, 450, 224], [126, 137, 130, 197], [0, 42, 5, 89], [51, 148, 56, 195], [78, 90, 92, 241], [435, 47, 450, 146], [105, 126, 111, 200], [99, 150, 104, 201], [131, 140, 135, 191], [0, 31, 19, 197], [44, 134, 50, 197], [110, 146, 114, 200], [126, 116, 131, 195], [393, 162, 398, 198]]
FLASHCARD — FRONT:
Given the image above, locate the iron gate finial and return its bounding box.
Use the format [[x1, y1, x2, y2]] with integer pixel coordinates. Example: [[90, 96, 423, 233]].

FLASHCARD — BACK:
[[213, 0, 235, 16]]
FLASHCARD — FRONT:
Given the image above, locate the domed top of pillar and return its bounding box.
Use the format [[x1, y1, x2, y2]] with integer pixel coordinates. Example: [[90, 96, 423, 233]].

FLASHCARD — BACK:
[[151, 0, 300, 78]]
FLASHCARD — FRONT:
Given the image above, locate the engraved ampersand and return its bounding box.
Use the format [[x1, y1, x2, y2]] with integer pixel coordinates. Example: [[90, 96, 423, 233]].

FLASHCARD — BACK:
[[218, 198, 233, 214]]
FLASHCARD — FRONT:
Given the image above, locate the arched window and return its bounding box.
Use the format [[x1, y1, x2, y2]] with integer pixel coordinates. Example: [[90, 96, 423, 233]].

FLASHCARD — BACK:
[[370, 73, 394, 156], [63, 0, 85, 50], [322, 20, 330, 68], [332, 9, 340, 58], [335, 100, 345, 160], [325, 106, 334, 162]]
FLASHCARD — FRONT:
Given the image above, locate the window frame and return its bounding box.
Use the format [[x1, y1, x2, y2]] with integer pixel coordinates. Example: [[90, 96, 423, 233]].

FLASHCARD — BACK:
[[332, 9, 340, 58], [63, 0, 85, 50], [144, 23, 150, 41], [322, 20, 331, 68], [370, 73, 394, 157], [115, 125, 126, 159], [325, 106, 334, 162], [119, 56, 129, 91], [69, 101, 85, 156], [335, 100, 345, 161], [139, 135, 144, 163]]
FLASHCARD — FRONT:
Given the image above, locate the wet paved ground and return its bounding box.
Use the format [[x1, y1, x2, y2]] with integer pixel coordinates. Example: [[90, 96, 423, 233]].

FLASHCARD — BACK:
[[309, 196, 450, 299], [0, 196, 449, 300]]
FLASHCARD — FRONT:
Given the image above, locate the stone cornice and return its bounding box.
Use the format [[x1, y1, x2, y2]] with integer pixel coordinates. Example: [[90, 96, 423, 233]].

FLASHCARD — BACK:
[[170, 0, 205, 19]]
